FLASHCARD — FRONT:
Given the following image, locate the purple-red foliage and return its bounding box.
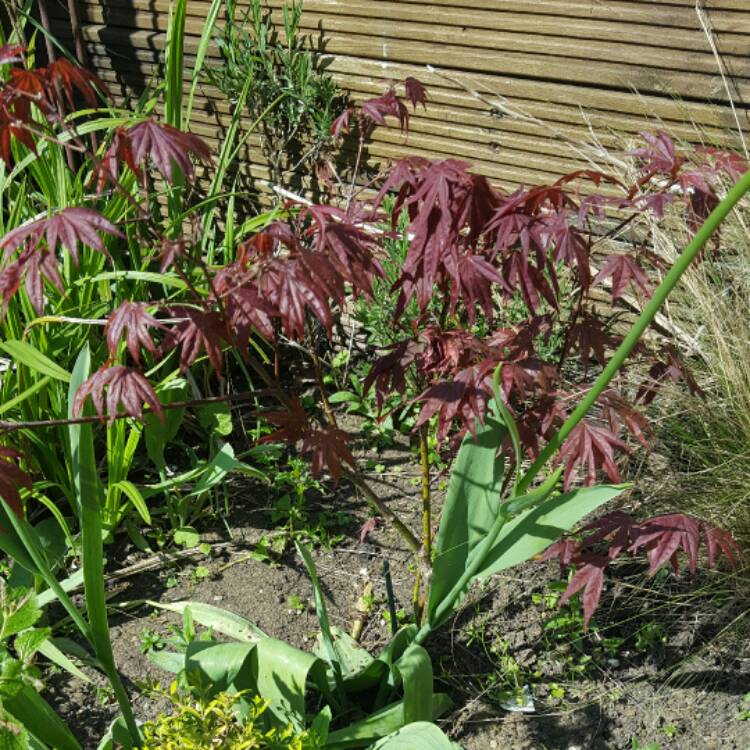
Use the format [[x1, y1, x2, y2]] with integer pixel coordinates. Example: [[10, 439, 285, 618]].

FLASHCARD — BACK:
[[73, 365, 163, 424], [1, 51, 745, 494], [543, 511, 741, 627], [0, 447, 30, 520]]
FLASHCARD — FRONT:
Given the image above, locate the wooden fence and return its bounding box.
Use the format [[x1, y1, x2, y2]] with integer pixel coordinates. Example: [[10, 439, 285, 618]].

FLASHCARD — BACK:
[[49, 0, 750, 191]]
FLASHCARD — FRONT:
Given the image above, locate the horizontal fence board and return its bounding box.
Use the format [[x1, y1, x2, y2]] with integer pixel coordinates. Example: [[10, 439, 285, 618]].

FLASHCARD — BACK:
[[76, 0, 750, 55], [71, 22, 750, 132], [78, 37, 747, 144], [49, 0, 750, 195], [65, 4, 750, 101], [73, 0, 750, 33]]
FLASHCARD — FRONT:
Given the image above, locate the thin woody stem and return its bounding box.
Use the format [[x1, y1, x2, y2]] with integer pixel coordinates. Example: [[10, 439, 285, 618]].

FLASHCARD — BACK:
[[0, 390, 274, 433], [310, 346, 337, 427], [345, 470, 421, 554], [419, 423, 432, 564]]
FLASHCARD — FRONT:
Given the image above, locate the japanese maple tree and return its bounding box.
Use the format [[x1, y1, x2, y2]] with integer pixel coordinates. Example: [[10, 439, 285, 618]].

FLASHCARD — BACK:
[[0, 44, 743, 617]]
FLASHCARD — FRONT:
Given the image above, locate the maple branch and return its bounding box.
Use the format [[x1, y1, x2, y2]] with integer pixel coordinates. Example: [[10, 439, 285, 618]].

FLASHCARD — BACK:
[[0, 390, 273, 433], [517, 167, 750, 495], [345, 470, 420, 554], [419, 423, 432, 565]]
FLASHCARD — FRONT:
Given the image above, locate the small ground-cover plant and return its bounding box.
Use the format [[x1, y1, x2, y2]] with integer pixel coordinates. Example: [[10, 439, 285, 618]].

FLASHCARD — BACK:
[[136, 686, 320, 750]]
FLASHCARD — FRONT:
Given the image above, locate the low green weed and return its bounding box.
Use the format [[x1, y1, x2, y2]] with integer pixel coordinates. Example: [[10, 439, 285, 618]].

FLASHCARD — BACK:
[[137, 686, 322, 750]]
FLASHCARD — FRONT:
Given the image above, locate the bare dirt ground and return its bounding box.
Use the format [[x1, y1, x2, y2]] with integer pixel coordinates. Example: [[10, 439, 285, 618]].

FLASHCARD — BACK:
[[46, 453, 750, 750]]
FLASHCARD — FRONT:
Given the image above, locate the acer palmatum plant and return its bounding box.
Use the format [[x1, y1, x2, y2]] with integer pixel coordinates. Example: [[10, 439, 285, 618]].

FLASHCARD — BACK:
[[4, 33, 742, 577], [0, 30, 748, 747]]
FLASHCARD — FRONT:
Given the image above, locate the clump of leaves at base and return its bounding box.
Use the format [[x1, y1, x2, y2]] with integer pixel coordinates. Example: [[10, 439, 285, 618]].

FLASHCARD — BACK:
[[137, 684, 322, 750]]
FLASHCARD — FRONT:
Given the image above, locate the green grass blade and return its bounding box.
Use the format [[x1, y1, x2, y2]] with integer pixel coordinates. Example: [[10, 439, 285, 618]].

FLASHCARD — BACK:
[[295, 541, 345, 694], [0, 497, 90, 640], [37, 638, 93, 684], [69, 346, 140, 743], [165, 0, 186, 129], [0, 375, 52, 416], [110, 480, 151, 525], [185, 0, 223, 127]]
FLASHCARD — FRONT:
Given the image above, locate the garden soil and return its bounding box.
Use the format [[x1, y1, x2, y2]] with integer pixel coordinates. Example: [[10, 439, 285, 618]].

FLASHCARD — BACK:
[[47, 459, 750, 750]]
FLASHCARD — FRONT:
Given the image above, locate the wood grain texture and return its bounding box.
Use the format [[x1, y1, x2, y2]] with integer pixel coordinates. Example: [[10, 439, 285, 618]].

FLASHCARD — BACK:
[[49, 0, 750, 192]]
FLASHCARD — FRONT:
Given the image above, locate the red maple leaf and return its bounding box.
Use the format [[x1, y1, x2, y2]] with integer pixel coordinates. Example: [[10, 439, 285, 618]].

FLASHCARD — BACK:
[[598, 390, 652, 450], [542, 510, 740, 629], [0, 45, 24, 65], [359, 516, 379, 544], [361, 88, 409, 132], [260, 399, 354, 483], [557, 556, 608, 629], [545, 211, 592, 289], [303, 207, 385, 298], [5, 67, 48, 123], [0, 447, 29, 520], [566, 316, 618, 371], [415, 362, 495, 441], [45, 58, 107, 110], [126, 119, 211, 185], [593, 253, 650, 301], [162, 306, 228, 374], [637, 347, 703, 406], [404, 77, 428, 109], [301, 424, 356, 484], [629, 131, 685, 180], [258, 255, 337, 340], [105, 301, 164, 364], [558, 420, 628, 489], [363, 339, 423, 411], [330, 108, 352, 138], [0, 246, 64, 315], [92, 127, 139, 193], [0, 208, 122, 263], [73, 365, 162, 424]]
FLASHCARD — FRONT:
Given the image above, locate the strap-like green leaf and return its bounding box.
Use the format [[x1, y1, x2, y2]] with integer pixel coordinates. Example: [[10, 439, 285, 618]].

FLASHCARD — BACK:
[[4, 684, 81, 750], [145, 600, 267, 642], [370, 722, 461, 750], [324, 694, 452, 749], [110, 480, 150, 525], [394, 644, 433, 724], [428, 417, 506, 622], [475, 484, 629, 580], [0, 340, 71, 382]]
